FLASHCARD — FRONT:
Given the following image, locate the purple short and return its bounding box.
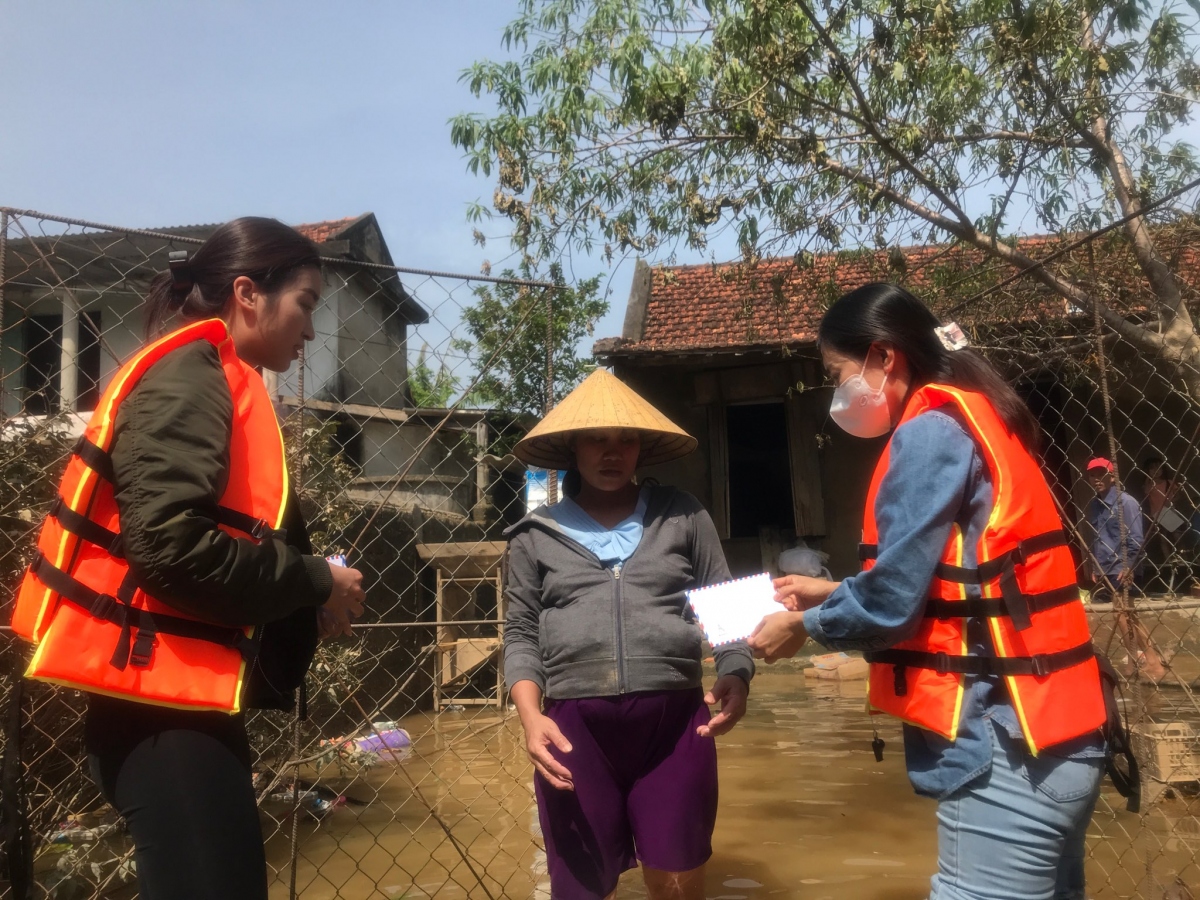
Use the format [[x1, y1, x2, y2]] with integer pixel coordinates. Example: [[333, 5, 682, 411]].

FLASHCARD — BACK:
[[535, 687, 717, 900]]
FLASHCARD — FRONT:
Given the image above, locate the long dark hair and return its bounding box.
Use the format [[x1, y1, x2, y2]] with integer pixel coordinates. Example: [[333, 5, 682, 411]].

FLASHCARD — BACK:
[[819, 283, 1041, 450], [145, 217, 321, 338]]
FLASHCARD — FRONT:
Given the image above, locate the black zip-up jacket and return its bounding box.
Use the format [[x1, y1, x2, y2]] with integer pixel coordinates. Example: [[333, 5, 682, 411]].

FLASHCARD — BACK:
[[503, 485, 754, 699], [108, 340, 333, 708]]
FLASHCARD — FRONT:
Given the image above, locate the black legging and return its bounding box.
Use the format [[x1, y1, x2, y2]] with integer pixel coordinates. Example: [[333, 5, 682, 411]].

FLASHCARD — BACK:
[[85, 695, 267, 900]]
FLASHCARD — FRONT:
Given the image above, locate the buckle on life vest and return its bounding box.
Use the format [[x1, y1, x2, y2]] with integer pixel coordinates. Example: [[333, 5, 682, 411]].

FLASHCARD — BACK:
[[250, 518, 285, 541], [1030, 653, 1052, 678], [893, 664, 908, 696], [88, 592, 121, 623], [229, 628, 258, 662], [933, 651, 951, 674], [999, 557, 1034, 632], [130, 626, 157, 668]]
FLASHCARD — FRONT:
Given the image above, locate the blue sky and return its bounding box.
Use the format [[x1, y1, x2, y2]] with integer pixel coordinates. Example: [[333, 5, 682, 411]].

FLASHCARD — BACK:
[[0, 1, 638, 343], [4, 2, 1196, 360]]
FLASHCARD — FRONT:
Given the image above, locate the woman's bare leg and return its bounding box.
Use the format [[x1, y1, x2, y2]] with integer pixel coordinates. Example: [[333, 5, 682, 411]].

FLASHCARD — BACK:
[[643, 865, 706, 900]]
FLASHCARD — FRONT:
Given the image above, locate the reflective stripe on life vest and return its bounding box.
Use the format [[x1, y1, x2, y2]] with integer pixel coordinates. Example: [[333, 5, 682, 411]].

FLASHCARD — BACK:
[[860, 384, 1106, 753]]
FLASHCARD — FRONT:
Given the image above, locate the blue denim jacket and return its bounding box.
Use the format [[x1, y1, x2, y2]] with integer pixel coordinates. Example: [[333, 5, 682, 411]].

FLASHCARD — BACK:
[[803, 409, 1104, 799]]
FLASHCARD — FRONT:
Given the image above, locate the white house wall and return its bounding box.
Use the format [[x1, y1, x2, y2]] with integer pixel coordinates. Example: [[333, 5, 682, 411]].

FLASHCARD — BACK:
[[276, 281, 340, 402], [0, 291, 143, 417], [275, 271, 408, 408], [336, 282, 409, 409], [357, 418, 477, 518]]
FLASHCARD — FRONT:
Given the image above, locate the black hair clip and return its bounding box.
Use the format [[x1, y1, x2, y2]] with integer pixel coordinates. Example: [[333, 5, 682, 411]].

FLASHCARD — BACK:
[[168, 250, 194, 295]]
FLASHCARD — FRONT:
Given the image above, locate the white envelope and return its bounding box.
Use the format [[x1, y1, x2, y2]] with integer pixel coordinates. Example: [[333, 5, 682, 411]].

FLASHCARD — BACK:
[[686, 572, 783, 647]]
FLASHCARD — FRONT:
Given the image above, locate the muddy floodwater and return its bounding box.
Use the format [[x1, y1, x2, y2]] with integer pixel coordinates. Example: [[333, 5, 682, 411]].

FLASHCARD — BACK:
[[266, 671, 1195, 899]]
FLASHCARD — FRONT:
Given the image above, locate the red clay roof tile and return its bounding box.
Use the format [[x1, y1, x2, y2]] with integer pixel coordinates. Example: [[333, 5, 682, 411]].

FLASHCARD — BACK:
[[603, 233, 1198, 356], [296, 216, 360, 244]]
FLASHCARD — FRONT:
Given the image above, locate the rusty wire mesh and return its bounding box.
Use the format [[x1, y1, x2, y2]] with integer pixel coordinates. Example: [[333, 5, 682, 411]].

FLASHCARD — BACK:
[[4, 202, 1200, 900], [0, 207, 562, 899], [931, 217, 1200, 899], [591, 193, 1200, 895]]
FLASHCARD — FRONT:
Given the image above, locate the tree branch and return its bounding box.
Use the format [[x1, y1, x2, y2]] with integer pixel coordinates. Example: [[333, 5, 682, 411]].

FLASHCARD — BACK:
[[816, 155, 1166, 355], [792, 0, 977, 231], [1076, 14, 1193, 339]]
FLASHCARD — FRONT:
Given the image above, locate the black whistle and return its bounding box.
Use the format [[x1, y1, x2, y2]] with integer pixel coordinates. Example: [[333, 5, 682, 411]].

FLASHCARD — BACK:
[[872, 736, 886, 762]]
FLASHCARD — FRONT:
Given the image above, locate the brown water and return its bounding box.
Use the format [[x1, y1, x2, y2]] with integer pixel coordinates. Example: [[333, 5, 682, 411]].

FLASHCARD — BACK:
[[265, 672, 1196, 899]]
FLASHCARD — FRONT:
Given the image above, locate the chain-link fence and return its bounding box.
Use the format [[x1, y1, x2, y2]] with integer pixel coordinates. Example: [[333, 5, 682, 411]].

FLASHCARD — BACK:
[[3, 202, 1200, 899], [929, 216, 1200, 898], [0, 207, 565, 899], [593, 194, 1200, 895]]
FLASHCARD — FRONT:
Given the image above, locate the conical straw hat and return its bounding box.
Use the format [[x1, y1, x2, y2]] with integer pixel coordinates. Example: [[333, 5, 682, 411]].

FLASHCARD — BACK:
[[514, 369, 697, 470]]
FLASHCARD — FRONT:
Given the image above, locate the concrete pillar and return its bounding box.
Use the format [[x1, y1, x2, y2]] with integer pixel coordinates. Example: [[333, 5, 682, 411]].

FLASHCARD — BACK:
[[473, 418, 489, 524], [59, 291, 80, 414]]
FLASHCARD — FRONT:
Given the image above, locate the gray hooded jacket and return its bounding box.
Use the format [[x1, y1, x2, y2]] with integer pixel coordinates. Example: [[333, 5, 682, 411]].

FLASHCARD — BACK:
[[503, 484, 754, 699]]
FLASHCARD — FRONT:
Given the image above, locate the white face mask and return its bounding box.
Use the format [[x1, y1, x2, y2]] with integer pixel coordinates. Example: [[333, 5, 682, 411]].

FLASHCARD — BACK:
[[829, 361, 892, 439]]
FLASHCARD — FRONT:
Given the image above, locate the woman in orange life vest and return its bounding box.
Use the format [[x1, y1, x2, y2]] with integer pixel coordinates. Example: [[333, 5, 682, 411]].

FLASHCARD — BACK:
[[16, 218, 366, 900], [748, 284, 1107, 899]]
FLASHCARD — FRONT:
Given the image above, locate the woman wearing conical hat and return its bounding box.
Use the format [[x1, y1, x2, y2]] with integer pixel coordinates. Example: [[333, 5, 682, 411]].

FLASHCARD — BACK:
[[504, 369, 753, 900]]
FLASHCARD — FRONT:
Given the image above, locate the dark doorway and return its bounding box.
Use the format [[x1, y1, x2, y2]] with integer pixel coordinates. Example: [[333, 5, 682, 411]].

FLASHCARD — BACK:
[[22, 311, 102, 414], [727, 402, 795, 539]]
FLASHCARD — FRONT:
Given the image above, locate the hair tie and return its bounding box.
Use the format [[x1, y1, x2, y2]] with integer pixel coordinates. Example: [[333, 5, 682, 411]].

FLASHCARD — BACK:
[[935, 322, 969, 352], [168, 250, 195, 296]]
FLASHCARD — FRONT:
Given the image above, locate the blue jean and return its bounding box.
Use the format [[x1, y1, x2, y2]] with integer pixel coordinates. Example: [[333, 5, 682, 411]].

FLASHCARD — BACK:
[[929, 722, 1103, 900]]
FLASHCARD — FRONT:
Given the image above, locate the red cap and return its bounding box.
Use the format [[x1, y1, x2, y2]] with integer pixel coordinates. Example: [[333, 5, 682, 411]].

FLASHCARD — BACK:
[[1086, 457, 1114, 473]]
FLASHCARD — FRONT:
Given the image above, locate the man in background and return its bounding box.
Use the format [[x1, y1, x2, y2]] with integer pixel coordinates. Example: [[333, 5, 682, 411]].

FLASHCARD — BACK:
[[1085, 457, 1144, 604]]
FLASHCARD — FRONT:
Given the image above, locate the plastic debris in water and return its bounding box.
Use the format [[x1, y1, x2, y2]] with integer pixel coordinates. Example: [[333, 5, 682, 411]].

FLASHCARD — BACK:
[[319, 721, 412, 768], [267, 788, 346, 820], [47, 816, 120, 845]]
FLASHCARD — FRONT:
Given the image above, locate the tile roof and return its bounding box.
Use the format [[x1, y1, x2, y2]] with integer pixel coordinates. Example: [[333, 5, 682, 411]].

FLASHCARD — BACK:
[[295, 216, 362, 244], [596, 233, 1200, 357]]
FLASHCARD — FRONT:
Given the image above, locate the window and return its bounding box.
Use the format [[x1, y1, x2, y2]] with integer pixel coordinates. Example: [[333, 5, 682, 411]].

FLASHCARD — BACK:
[[726, 402, 796, 539], [22, 311, 102, 414]]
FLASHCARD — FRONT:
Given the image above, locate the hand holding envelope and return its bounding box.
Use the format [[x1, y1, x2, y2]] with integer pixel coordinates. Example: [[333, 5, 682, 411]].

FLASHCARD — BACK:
[[686, 573, 809, 663]]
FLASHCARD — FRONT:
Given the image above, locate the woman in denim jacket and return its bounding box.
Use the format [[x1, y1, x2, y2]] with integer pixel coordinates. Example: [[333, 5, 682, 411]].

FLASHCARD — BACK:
[[750, 284, 1106, 900]]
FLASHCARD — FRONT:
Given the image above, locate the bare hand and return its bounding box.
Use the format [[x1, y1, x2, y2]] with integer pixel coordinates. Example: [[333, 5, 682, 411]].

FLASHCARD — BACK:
[[697, 674, 748, 737], [747, 610, 809, 663], [1118, 568, 1135, 588], [321, 563, 366, 639], [523, 714, 574, 790], [773, 575, 838, 612]]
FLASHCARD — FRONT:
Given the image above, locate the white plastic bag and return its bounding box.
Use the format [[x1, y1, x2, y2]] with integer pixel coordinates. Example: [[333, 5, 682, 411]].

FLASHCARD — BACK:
[[778, 541, 832, 580]]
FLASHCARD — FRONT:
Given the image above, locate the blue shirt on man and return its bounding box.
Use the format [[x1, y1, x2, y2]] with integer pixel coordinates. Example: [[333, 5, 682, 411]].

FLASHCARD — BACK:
[[1086, 485, 1144, 580]]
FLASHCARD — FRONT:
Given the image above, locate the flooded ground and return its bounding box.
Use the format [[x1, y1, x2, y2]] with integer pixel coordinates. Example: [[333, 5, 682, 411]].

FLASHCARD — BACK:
[[262, 670, 1195, 899]]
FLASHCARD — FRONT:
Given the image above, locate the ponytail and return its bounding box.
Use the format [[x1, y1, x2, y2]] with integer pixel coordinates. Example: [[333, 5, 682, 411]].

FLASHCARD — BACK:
[[144, 217, 320, 338], [819, 283, 1041, 451]]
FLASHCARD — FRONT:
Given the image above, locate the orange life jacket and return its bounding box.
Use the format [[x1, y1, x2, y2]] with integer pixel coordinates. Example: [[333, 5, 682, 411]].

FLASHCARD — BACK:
[[860, 384, 1106, 753], [11, 318, 289, 714]]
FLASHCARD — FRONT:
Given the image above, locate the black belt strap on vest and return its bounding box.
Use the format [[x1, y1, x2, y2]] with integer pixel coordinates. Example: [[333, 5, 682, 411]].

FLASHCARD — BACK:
[[923, 586, 1080, 620], [865, 641, 1095, 697], [212, 507, 287, 542], [73, 436, 114, 482], [860, 531, 1071, 632], [29, 553, 258, 670], [48, 496, 125, 558], [70, 439, 286, 544]]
